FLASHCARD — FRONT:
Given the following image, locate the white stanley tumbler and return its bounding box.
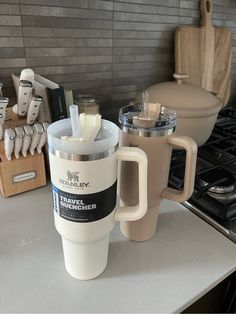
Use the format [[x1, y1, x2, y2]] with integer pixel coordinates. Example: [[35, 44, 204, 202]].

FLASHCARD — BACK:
[[47, 118, 148, 280]]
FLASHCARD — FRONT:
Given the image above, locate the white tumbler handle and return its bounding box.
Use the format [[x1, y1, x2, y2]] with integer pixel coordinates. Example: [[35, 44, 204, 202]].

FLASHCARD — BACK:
[[114, 146, 148, 221]]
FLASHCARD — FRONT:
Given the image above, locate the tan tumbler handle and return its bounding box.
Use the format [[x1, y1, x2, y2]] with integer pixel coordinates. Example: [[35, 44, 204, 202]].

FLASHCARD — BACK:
[[115, 146, 148, 221], [161, 135, 197, 203]]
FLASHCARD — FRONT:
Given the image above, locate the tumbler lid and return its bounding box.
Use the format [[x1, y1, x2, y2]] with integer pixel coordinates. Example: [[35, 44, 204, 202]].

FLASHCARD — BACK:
[[119, 103, 176, 137], [47, 118, 118, 155]]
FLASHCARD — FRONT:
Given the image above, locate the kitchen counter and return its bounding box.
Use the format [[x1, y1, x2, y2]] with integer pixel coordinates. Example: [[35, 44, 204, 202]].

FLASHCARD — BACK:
[[0, 185, 236, 313]]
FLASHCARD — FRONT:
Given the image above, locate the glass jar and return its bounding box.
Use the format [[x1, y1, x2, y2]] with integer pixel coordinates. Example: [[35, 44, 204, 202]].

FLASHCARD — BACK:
[[75, 95, 99, 114]]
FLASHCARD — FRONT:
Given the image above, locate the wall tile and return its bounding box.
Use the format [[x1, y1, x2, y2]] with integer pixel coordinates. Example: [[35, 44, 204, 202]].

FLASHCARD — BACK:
[[0, 48, 25, 58], [112, 62, 171, 72], [113, 39, 172, 48], [114, 0, 179, 7], [25, 47, 112, 57], [23, 27, 112, 38], [180, 1, 198, 10], [27, 56, 113, 66], [88, 0, 113, 11], [66, 79, 112, 90], [0, 37, 23, 47], [24, 38, 112, 48], [113, 53, 172, 63], [0, 0, 19, 3], [114, 21, 177, 31], [33, 63, 112, 75], [114, 12, 178, 24], [20, 5, 113, 19], [21, 16, 112, 29], [113, 47, 171, 56], [0, 2, 25, 100], [0, 4, 20, 14], [179, 8, 200, 18], [0, 0, 235, 115], [113, 30, 173, 40], [46, 71, 112, 84], [114, 2, 179, 13], [21, 0, 88, 8], [0, 58, 26, 68], [0, 26, 22, 37], [0, 15, 21, 25]]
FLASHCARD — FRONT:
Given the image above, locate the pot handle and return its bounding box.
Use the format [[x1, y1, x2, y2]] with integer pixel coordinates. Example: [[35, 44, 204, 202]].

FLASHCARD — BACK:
[[161, 135, 197, 203], [173, 73, 188, 84], [114, 147, 148, 221]]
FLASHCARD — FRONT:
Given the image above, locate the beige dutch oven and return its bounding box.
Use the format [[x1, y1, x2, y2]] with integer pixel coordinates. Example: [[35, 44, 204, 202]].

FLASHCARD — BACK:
[[139, 74, 222, 146]]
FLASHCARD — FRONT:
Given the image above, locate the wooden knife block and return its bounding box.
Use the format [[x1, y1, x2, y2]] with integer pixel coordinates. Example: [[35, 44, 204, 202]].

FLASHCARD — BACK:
[[4, 107, 27, 128], [0, 141, 46, 197], [0, 107, 47, 197]]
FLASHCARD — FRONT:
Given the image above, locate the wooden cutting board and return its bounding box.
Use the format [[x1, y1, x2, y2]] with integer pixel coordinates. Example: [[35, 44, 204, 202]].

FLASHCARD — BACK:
[[175, 0, 232, 106]]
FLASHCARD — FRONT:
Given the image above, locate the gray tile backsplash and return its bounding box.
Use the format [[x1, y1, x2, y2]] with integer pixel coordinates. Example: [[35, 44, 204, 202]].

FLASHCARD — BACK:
[[0, 15, 21, 25], [0, 0, 236, 116], [22, 27, 112, 38]]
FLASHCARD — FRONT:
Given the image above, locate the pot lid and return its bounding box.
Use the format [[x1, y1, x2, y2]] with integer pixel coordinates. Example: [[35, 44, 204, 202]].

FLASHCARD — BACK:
[[145, 74, 221, 110]]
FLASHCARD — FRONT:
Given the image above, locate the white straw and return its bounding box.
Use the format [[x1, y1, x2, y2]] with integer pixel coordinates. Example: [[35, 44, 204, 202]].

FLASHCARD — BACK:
[[69, 104, 80, 137], [141, 90, 149, 117]]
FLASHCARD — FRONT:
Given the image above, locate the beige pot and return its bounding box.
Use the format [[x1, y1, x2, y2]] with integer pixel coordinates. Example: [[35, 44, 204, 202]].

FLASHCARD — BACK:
[[139, 74, 222, 146]]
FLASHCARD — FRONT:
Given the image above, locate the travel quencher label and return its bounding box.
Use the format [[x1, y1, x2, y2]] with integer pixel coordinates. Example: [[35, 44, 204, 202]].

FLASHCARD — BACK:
[[49, 153, 117, 223]]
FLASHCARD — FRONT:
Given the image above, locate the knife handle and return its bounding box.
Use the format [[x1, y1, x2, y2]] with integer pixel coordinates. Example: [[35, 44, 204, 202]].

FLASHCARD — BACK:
[[0, 81, 3, 97], [20, 68, 34, 83], [27, 95, 43, 125], [0, 97, 9, 141], [0, 125, 3, 141], [30, 132, 41, 156], [22, 135, 31, 157], [17, 80, 33, 116], [30, 123, 43, 155], [22, 125, 33, 157], [0, 97, 9, 126], [37, 122, 49, 154], [37, 132, 47, 154], [4, 128, 15, 161], [14, 126, 24, 159]]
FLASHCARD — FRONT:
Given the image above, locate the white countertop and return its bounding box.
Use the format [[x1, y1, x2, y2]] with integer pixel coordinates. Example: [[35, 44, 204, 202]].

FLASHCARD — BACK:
[[0, 185, 235, 313]]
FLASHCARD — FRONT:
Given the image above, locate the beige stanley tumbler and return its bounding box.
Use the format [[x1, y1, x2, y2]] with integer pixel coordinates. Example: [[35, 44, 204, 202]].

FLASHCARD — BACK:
[[119, 103, 197, 241]]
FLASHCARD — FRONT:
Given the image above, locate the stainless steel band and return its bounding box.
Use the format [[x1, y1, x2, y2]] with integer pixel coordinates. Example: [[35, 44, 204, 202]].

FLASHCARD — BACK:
[[48, 144, 118, 161], [120, 125, 175, 137]]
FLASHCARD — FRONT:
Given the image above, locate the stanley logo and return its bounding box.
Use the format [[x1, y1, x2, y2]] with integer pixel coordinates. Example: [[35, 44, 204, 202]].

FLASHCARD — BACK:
[[59, 170, 90, 188], [67, 170, 79, 182]]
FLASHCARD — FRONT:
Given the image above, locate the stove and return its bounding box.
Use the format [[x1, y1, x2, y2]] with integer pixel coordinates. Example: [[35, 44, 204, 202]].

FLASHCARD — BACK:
[[169, 106, 236, 243]]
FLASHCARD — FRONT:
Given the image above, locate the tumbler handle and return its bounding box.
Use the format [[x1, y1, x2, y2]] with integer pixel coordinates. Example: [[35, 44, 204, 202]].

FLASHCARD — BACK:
[[114, 147, 148, 221], [161, 135, 197, 203]]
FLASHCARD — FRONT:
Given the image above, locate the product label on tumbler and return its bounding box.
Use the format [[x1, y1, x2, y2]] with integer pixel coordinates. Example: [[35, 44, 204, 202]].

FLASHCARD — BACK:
[[52, 183, 117, 222], [49, 153, 117, 223]]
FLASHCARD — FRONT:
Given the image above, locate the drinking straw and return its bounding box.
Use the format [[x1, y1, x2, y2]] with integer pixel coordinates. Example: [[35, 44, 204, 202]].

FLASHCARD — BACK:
[[69, 104, 80, 138]]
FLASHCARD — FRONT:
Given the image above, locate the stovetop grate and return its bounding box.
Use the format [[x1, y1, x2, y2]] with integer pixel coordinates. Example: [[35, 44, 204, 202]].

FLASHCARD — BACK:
[[169, 106, 236, 226]]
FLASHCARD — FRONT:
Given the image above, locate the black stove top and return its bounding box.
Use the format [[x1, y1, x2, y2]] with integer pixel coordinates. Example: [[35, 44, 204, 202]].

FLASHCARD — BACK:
[[169, 106, 236, 242]]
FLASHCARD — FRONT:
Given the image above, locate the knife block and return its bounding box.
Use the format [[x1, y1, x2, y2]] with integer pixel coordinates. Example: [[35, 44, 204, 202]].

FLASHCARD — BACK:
[[0, 141, 46, 197], [4, 107, 27, 128]]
